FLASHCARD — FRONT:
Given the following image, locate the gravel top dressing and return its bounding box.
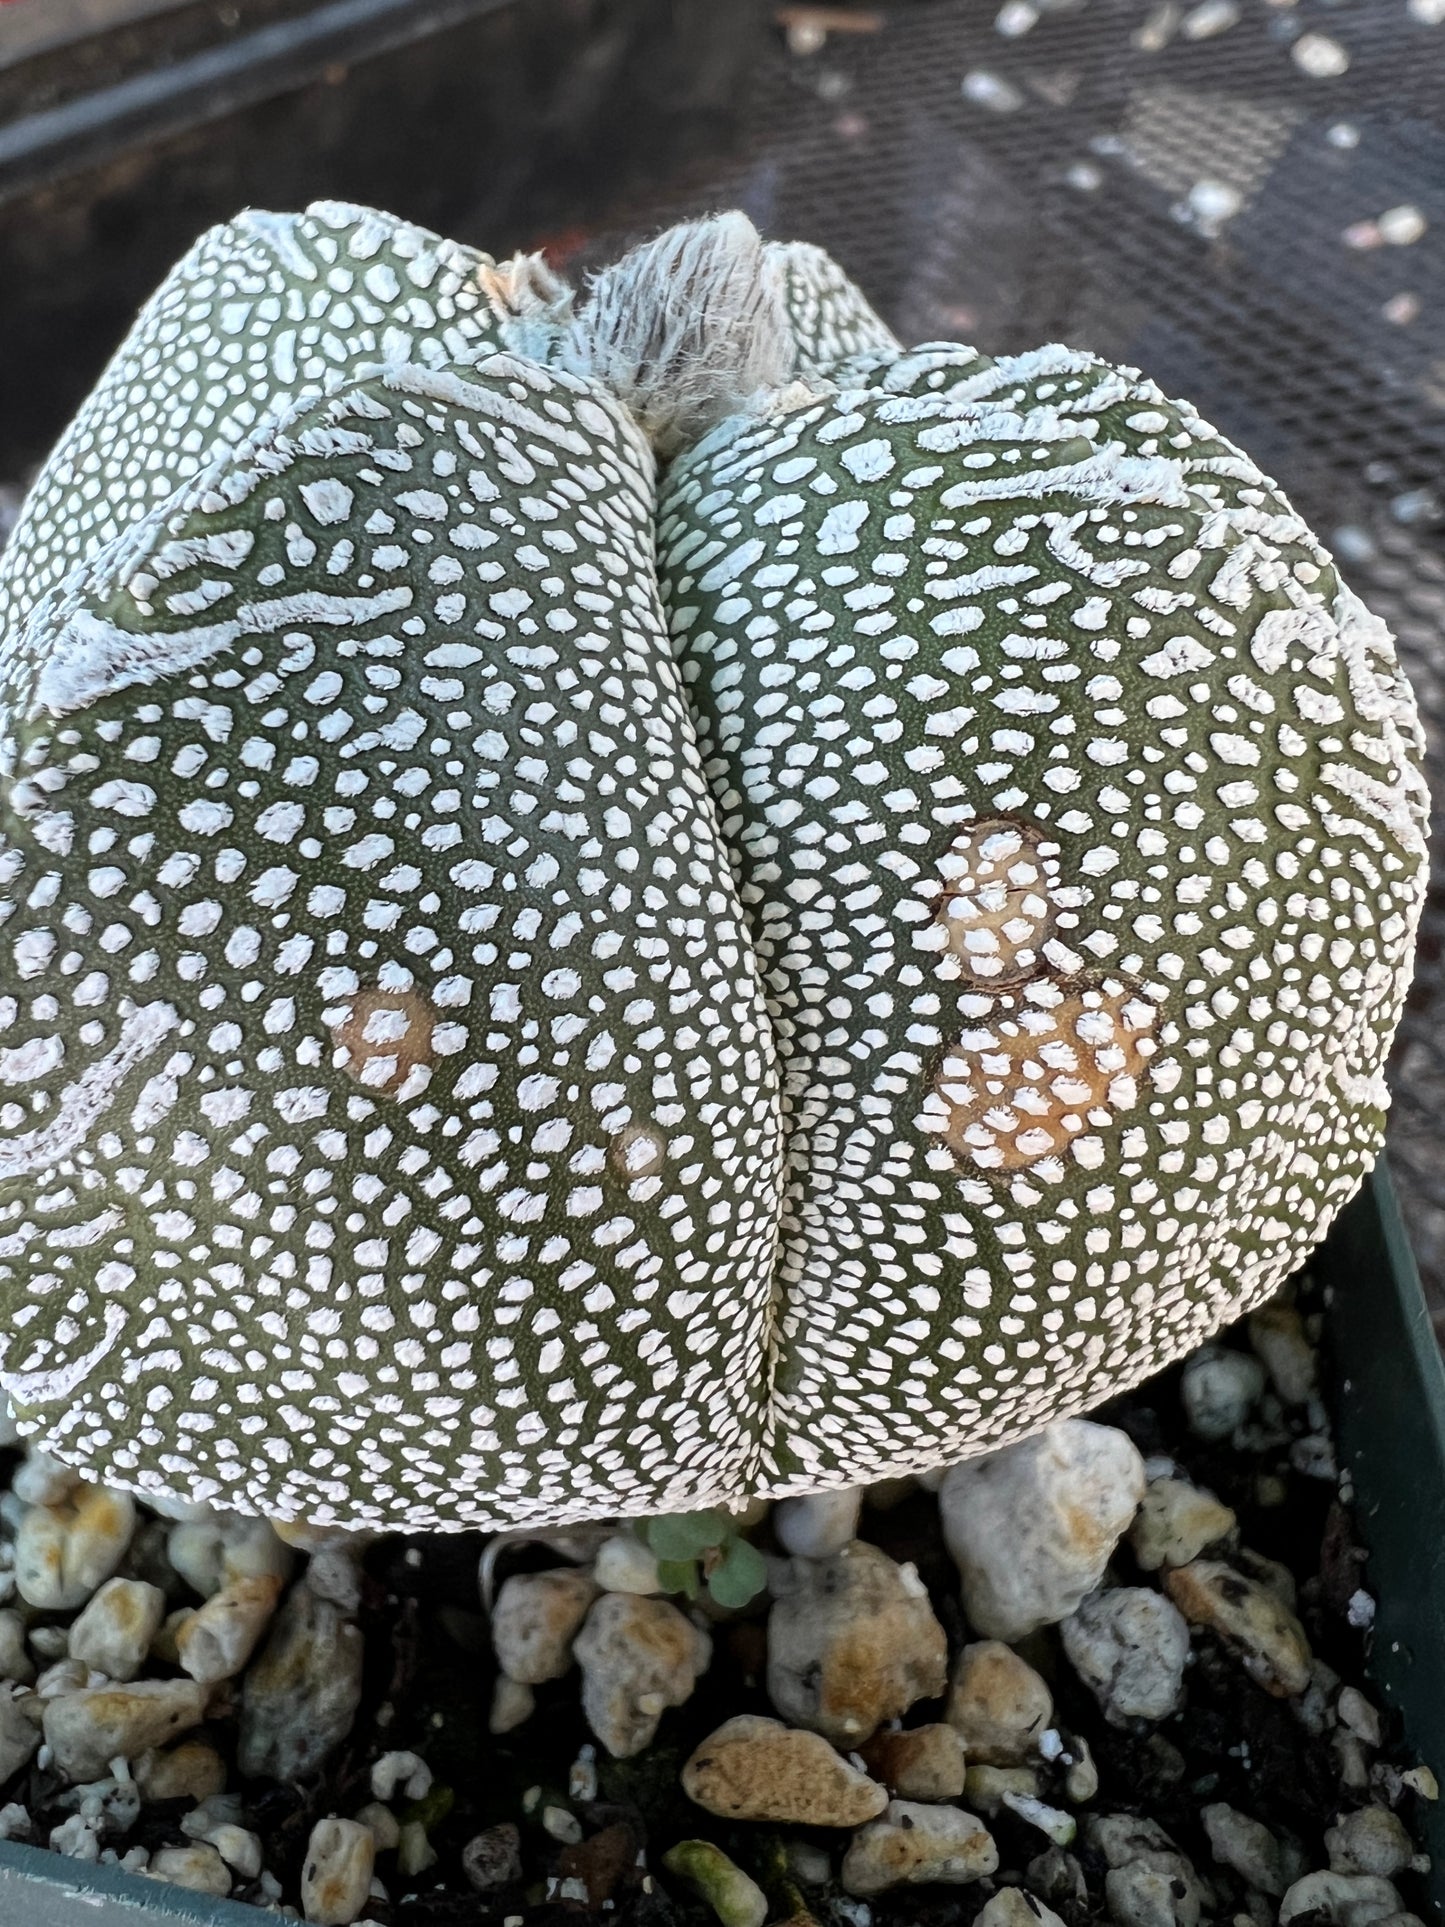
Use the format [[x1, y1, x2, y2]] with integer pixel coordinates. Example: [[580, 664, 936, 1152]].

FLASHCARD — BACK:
[[0, 1264, 1434, 1927]]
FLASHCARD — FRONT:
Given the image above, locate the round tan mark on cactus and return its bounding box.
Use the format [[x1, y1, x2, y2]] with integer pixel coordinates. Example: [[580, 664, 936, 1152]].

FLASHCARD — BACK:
[[608, 1122, 669, 1182], [330, 986, 437, 1095], [929, 820, 1058, 987], [925, 979, 1160, 1173]]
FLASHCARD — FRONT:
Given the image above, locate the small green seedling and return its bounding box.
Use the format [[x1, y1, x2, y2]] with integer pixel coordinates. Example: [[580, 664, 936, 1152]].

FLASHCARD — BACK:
[[644, 1511, 768, 1610]]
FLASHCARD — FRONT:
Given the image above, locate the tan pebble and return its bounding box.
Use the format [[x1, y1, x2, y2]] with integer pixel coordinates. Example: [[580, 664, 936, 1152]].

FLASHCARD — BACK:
[[301, 1816, 376, 1925], [148, 1843, 231, 1896], [1165, 1560, 1312, 1696], [44, 1679, 211, 1783], [69, 1578, 167, 1682], [859, 1723, 967, 1801], [947, 1640, 1053, 1764], [491, 1569, 598, 1685], [177, 1574, 284, 1683], [1131, 1480, 1236, 1571], [682, 1714, 887, 1827], [767, 1542, 947, 1745], [489, 1673, 535, 1734], [966, 1764, 1042, 1815], [842, 1798, 998, 1895], [134, 1742, 228, 1806]]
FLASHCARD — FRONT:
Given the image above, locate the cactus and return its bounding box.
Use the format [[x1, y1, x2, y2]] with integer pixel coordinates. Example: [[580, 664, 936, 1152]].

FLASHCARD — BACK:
[[0, 204, 1427, 1532]]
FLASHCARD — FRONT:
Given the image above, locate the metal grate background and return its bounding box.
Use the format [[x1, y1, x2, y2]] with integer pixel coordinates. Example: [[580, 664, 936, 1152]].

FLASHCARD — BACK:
[[514, 0, 1445, 1320]]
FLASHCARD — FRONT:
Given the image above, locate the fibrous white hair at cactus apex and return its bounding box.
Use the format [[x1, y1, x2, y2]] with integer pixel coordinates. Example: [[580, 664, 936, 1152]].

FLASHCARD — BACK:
[[0, 202, 1428, 1531]]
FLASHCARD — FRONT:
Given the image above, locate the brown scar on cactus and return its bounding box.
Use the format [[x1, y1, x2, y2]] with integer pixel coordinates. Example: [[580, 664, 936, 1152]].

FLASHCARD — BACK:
[[608, 1122, 669, 1183], [925, 818, 1062, 988], [922, 979, 1161, 1174], [330, 986, 438, 1096]]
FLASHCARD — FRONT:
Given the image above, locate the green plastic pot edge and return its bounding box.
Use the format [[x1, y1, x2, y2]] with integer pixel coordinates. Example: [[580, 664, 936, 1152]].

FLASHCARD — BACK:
[[1327, 1160, 1445, 1919], [0, 1159, 1439, 1920]]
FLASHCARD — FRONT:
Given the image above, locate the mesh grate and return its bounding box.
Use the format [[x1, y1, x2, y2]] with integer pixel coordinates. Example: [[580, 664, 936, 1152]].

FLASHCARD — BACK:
[[511, 0, 1445, 1316]]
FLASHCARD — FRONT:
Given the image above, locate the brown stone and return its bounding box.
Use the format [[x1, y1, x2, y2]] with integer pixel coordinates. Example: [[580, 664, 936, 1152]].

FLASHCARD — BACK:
[[682, 1715, 888, 1827], [768, 1541, 948, 1745], [1165, 1560, 1311, 1697], [947, 1640, 1053, 1764], [558, 1820, 643, 1910], [859, 1723, 967, 1801]]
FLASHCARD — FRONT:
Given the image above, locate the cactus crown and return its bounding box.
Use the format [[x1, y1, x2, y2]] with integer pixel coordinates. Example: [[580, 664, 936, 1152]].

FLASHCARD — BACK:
[[0, 203, 1428, 1531]]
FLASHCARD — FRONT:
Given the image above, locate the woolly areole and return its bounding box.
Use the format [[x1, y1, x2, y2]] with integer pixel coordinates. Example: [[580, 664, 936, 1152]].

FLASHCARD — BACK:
[[0, 203, 1428, 1529]]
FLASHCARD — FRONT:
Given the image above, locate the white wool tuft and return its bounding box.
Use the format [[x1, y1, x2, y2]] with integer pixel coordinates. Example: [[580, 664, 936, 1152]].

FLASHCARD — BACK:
[[561, 213, 797, 457]]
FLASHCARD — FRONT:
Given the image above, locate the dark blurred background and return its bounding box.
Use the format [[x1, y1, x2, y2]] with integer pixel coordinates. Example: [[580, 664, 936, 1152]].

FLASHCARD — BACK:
[[2, 0, 1443, 1312]]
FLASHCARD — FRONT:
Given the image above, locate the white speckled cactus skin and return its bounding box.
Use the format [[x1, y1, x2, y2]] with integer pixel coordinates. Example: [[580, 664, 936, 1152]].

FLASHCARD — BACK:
[[0, 204, 1429, 1529]]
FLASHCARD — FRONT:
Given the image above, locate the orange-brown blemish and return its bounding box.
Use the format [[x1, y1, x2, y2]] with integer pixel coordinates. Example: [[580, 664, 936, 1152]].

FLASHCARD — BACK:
[[930, 981, 1158, 1172], [932, 819, 1057, 988], [608, 1122, 668, 1183], [330, 986, 437, 1093]]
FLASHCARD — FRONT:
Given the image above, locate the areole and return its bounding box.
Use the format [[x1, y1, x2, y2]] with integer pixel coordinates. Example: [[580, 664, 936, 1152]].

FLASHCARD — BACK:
[[0, 202, 1428, 1531]]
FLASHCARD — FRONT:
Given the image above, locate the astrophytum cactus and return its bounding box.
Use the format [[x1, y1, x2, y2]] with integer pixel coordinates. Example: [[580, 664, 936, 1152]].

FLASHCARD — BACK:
[[0, 203, 1428, 1530]]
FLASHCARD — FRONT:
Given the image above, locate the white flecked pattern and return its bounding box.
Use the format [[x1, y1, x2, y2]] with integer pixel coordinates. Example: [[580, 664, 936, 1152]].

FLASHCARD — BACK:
[[658, 337, 1429, 1494], [0, 208, 1429, 1529]]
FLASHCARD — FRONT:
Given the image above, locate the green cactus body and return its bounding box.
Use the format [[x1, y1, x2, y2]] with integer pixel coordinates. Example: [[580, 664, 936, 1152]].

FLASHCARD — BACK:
[[0, 210, 781, 1529], [656, 339, 1428, 1490], [0, 207, 1429, 1528]]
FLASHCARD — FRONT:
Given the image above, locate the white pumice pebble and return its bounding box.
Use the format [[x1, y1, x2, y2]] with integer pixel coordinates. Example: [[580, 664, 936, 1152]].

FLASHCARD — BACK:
[[15, 1488, 136, 1612], [1062, 1588, 1191, 1724], [842, 1799, 999, 1895], [491, 1571, 597, 1686], [940, 1423, 1146, 1639], [593, 1536, 665, 1595], [1182, 1350, 1269, 1441], [574, 1594, 711, 1759], [774, 1489, 865, 1559], [369, 1750, 432, 1803]]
